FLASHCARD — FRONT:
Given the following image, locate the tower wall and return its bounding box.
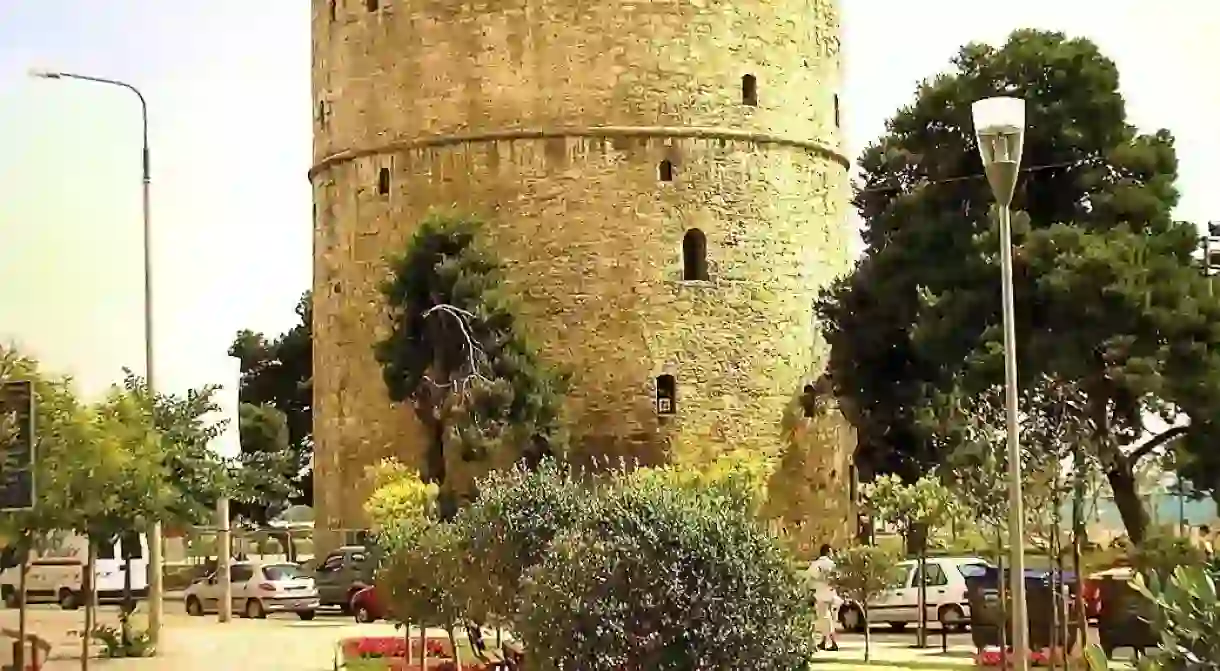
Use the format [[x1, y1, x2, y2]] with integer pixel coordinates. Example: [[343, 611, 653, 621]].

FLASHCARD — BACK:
[[310, 0, 854, 546]]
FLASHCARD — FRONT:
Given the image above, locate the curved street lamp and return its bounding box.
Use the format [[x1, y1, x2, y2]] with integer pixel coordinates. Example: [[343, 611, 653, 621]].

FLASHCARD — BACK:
[[28, 67, 163, 647], [972, 95, 1031, 671]]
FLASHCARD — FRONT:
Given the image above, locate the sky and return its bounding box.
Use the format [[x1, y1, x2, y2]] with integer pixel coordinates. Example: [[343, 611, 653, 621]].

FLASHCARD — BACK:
[[0, 1, 1216, 403]]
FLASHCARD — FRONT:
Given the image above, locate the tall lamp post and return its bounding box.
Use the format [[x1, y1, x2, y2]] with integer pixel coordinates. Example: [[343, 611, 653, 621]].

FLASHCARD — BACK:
[[29, 68, 164, 646], [972, 96, 1031, 670]]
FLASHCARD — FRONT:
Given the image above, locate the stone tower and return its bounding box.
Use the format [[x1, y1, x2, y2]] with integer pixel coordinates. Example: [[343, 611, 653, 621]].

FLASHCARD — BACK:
[[310, 0, 855, 550]]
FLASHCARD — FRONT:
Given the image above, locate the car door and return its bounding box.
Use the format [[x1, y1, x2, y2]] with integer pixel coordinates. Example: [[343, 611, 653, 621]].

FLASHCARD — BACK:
[[314, 553, 346, 605], [345, 550, 370, 593], [198, 574, 220, 612], [229, 565, 255, 613], [890, 562, 923, 622], [919, 561, 951, 622], [871, 562, 915, 623]]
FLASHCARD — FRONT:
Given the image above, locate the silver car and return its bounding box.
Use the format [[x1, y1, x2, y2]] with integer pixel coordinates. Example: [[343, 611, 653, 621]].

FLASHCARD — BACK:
[[183, 562, 319, 620]]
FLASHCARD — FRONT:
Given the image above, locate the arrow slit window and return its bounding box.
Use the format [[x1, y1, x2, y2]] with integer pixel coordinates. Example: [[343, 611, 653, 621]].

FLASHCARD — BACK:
[[656, 374, 676, 415]]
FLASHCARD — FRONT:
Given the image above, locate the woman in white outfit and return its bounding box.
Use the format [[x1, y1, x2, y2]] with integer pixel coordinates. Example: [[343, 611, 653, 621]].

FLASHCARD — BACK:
[[807, 543, 840, 651]]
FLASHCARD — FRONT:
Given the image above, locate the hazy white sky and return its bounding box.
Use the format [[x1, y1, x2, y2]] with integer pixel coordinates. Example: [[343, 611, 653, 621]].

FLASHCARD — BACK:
[[0, 1, 1215, 400]]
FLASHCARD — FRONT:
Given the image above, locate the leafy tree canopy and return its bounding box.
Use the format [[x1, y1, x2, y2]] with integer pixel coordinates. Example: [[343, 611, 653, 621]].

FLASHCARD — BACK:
[[229, 291, 313, 509], [816, 29, 1220, 543], [375, 212, 570, 508]]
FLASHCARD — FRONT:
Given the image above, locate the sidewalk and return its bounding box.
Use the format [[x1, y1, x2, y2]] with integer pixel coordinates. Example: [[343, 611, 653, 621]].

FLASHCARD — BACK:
[[809, 638, 976, 669]]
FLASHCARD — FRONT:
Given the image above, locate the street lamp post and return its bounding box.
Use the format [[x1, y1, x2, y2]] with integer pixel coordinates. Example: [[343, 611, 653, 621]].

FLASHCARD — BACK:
[[29, 68, 164, 646], [972, 96, 1031, 671]]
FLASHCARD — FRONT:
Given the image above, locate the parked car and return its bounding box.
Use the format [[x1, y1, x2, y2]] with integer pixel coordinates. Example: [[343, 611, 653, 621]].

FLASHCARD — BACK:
[[350, 585, 388, 623], [183, 561, 319, 620], [311, 545, 377, 613], [838, 556, 993, 632]]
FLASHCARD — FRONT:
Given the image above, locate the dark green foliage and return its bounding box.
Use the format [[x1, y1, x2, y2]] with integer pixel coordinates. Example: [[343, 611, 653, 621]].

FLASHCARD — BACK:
[[816, 29, 1220, 543], [230, 403, 299, 524], [228, 291, 313, 508], [516, 472, 814, 671], [375, 212, 569, 493]]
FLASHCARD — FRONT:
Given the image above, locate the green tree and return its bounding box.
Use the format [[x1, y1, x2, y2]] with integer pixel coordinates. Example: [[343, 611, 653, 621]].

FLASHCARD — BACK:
[[829, 545, 905, 662], [229, 291, 313, 506], [230, 403, 299, 524], [375, 212, 569, 510], [121, 372, 293, 528], [862, 474, 957, 646], [816, 29, 1217, 544]]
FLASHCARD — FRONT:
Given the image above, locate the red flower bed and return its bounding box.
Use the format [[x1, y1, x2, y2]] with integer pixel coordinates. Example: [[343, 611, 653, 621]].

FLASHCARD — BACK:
[[339, 636, 498, 670], [975, 647, 1064, 667], [341, 636, 450, 660]]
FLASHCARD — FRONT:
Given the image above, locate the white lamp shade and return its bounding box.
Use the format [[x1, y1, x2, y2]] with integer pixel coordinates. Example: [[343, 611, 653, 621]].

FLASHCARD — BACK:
[[972, 96, 1026, 134]]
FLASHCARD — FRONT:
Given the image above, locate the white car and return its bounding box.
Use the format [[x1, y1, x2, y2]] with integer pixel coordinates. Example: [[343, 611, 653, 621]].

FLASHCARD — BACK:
[[183, 562, 319, 620], [838, 556, 992, 632]]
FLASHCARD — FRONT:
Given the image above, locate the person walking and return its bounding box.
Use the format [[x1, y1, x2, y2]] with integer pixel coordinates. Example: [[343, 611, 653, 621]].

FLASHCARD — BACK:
[[807, 543, 840, 652]]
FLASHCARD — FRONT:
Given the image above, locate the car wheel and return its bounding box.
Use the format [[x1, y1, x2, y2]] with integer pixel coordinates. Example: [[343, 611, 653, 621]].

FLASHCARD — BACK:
[[186, 596, 204, 616], [58, 588, 80, 610], [245, 598, 266, 619], [938, 604, 967, 632], [354, 604, 374, 624], [297, 610, 316, 621], [838, 604, 865, 633]]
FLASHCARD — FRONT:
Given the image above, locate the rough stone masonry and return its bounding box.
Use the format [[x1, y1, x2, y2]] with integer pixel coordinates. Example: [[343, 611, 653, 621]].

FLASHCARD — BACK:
[[309, 0, 857, 554]]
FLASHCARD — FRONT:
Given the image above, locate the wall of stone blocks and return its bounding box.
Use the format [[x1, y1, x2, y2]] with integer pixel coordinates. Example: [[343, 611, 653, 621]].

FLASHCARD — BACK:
[[310, 0, 855, 549]]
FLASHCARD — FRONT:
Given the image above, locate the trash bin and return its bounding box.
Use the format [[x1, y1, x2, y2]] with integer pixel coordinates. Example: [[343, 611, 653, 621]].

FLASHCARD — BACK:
[[1096, 575, 1157, 659]]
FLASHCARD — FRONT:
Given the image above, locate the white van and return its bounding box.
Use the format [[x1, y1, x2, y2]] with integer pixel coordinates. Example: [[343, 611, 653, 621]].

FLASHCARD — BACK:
[[0, 530, 149, 609]]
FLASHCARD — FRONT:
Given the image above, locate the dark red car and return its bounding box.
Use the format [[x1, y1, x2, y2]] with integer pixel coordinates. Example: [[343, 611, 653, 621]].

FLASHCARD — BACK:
[[351, 585, 387, 623]]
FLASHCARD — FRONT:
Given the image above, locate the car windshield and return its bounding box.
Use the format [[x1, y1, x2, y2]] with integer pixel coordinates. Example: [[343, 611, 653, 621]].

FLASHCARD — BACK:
[[263, 564, 307, 581]]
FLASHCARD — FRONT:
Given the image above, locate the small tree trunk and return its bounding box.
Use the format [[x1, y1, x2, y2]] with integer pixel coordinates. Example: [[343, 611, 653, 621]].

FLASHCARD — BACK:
[[996, 532, 1007, 668], [451, 626, 463, 671], [405, 620, 412, 665], [16, 542, 29, 671], [917, 546, 928, 648], [1071, 447, 1088, 655], [81, 540, 97, 671], [863, 605, 871, 662], [418, 626, 426, 671]]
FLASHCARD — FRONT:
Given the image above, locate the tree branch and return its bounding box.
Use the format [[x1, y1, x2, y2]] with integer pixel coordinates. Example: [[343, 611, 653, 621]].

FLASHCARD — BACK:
[[420, 304, 491, 392], [1126, 425, 1189, 465]]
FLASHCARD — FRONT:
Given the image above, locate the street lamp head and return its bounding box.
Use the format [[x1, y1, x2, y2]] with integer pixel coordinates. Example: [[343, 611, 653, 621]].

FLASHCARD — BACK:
[[972, 96, 1027, 207], [27, 67, 62, 80]]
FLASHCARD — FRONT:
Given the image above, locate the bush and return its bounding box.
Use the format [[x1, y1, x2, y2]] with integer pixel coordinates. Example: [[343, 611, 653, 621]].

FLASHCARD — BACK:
[[516, 472, 814, 670], [377, 519, 468, 630], [1128, 533, 1207, 582], [1132, 564, 1220, 669], [455, 459, 591, 623]]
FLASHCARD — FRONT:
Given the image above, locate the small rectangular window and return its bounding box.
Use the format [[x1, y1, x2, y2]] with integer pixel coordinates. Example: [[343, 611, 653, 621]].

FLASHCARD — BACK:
[[377, 167, 390, 196], [742, 74, 758, 107]]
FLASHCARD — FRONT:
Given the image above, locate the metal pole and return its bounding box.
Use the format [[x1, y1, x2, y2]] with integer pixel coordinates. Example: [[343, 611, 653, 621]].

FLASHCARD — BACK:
[[218, 497, 232, 623], [30, 69, 163, 646], [999, 203, 1031, 670]]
